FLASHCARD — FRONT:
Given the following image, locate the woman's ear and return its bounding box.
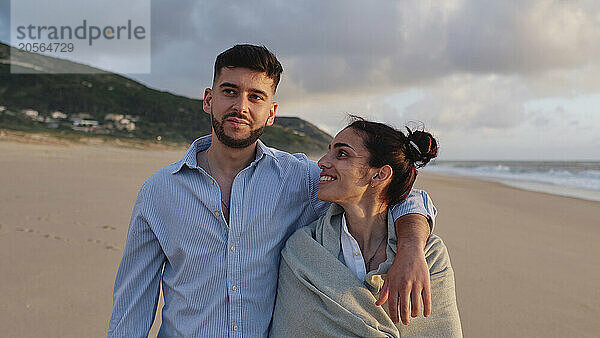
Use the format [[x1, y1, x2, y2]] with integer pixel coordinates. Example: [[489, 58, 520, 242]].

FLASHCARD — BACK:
[[371, 165, 393, 186]]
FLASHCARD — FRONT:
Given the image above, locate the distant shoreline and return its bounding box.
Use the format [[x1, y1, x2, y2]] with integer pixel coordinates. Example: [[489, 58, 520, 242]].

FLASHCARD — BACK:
[[0, 128, 189, 150], [423, 161, 600, 203], [421, 171, 600, 203], [4, 128, 598, 203]]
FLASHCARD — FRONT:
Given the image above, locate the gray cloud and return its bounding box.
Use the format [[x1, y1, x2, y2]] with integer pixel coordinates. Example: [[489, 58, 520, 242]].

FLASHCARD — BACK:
[[130, 0, 600, 101], [4, 0, 600, 101], [400, 74, 531, 131]]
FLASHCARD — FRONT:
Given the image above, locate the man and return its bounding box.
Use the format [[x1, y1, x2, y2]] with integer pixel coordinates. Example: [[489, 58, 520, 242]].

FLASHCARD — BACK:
[[107, 44, 435, 337]]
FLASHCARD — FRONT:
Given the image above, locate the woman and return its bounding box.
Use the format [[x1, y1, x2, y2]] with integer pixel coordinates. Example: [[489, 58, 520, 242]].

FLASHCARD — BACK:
[[270, 117, 462, 337]]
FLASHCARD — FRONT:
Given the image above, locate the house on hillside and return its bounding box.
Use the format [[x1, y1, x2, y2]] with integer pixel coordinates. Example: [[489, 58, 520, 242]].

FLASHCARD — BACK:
[[51, 111, 68, 119], [105, 113, 124, 122], [22, 109, 39, 119], [72, 118, 106, 133], [117, 118, 136, 131], [105, 114, 137, 132], [73, 119, 99, 127]]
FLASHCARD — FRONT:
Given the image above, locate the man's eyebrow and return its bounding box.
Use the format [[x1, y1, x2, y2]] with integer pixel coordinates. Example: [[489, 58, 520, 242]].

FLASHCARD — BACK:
[[249, 88, 269, 98], [219, 82, 239, 89], [332, 142, 354, 150], [218, 83, 268, 97]]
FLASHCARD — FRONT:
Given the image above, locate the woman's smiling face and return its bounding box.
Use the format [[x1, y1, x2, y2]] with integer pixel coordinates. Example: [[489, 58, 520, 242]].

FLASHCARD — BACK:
[[317, 127, 376, 204]]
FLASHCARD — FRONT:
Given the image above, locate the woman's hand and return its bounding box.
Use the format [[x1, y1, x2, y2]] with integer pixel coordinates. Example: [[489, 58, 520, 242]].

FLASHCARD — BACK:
[[376, 213, 431, 325]]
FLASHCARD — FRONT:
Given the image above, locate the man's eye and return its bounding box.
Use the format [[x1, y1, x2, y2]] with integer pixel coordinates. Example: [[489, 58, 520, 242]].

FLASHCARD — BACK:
[[223, 89, 236, 95], [250, 94, 264, 101], [337, 150, 348, 158]]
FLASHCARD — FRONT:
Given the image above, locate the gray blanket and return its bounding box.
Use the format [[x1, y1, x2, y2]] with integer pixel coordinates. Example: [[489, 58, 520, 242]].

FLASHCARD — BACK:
[[270, 204, 462, 337]]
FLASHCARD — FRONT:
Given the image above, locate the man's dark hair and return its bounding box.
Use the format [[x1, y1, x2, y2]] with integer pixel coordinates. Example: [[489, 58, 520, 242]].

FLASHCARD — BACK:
[[214, 44, 283, 92]]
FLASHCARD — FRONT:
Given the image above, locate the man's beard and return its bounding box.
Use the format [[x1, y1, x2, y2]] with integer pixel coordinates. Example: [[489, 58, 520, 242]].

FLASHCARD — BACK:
[[211, 111, 266, 149]]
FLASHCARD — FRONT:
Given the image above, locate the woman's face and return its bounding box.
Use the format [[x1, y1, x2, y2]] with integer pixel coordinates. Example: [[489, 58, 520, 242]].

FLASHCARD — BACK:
[[317, 127, 376, 204]]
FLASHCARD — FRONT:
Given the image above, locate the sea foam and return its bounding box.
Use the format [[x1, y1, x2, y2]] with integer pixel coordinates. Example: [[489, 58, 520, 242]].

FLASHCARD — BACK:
[[423, 161, 600, 202]]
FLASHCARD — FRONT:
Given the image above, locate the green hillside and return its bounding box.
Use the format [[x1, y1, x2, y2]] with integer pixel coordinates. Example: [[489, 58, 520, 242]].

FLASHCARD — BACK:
[[0, 42, 331, 155]]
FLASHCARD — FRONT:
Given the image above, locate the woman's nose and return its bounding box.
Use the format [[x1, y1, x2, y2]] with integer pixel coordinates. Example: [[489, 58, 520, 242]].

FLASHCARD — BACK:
[[317, 155, 331, 169]]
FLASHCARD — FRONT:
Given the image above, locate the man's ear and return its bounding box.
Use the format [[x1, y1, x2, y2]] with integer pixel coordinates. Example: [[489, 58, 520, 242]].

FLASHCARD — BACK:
[[266, 101, 278, 126], [372, 165, 393, 186], [202, 88, 212, 114]]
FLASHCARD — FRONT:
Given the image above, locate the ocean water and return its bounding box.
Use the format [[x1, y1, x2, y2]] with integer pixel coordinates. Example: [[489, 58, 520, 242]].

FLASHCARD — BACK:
[[423, 161, 600, 202]]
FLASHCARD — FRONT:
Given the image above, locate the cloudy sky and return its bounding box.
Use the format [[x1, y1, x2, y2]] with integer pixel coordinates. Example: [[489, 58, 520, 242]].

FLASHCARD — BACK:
[[2, 0, 599, 160]]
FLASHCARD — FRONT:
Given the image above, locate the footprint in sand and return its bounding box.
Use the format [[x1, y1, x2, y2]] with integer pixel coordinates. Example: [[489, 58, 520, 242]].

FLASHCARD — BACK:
[[16, 227, 69, 242], [101, 225, 117, 231], [87, 238, 120, 251], [42, 234, 63, 240], [17, 227, 36, 233], [17, 226, 114, 247]]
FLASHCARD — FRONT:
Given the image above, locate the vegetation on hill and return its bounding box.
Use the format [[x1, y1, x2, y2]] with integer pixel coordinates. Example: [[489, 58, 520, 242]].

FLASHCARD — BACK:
[[0, 42, 331, 155]]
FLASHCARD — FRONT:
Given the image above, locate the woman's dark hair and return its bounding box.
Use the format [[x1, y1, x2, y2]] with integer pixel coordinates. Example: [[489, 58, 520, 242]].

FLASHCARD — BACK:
[[214, 44, 283, 91], [347, 116, 438, 205]]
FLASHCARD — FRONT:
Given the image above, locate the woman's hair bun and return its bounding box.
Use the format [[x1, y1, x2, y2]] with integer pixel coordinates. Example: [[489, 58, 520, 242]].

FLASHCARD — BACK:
[[405, 127, 438, 168], [344, 115, 439, 205]]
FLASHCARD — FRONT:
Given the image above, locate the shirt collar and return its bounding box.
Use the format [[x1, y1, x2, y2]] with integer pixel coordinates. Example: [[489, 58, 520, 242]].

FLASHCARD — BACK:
[[255, 138, 277, 162], [341, 213, 352, 237], [171, 135, 277, 174]]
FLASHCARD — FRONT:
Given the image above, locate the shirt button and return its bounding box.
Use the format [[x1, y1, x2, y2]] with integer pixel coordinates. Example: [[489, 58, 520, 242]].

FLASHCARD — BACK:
[[214, 211, 220, 217], [354, 252, 360, 256], [230, 246, 235, 252], [232, 285, 237, 291], [210, 180, 215, 185], [233, 325, 238, 331]]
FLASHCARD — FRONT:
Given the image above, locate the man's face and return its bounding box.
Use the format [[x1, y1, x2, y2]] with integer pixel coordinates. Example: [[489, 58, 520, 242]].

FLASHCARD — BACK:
[[203, 67, 278, 148]]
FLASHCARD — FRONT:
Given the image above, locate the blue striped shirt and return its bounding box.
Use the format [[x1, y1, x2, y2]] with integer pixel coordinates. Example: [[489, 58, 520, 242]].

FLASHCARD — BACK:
[[107, 135, 436, 337]]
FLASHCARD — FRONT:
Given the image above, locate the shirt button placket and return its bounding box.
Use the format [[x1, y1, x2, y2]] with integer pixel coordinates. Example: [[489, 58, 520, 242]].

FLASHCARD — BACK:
[[228, 228, 239, 336], [229, 171, 246, 337]]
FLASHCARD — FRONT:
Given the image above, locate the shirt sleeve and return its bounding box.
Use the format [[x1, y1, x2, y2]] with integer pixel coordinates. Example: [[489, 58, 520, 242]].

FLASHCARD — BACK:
[[390, 189, 437, 233], [107, 183, 165, 337], [306, 159, 330, 220]]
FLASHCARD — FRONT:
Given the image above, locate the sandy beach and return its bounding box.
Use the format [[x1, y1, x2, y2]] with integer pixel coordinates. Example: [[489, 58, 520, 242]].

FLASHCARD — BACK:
[[1, 137, 599, 337]]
